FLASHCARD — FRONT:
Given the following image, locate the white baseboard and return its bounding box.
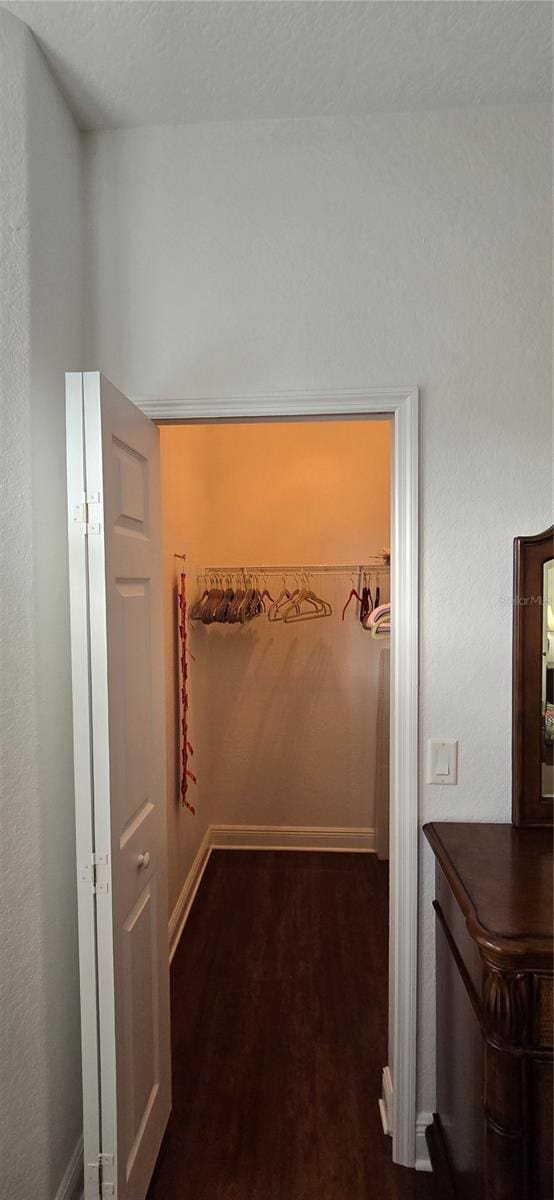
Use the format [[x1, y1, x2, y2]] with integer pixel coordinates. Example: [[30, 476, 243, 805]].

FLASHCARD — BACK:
[[415, 1111, 433, 1172], [209, 824, 376, 853], [168, 827, 212, 963], [378, 1070, 428, 1170], [54, 1135, 83, 1200], [378, 1065, 394, 1137]]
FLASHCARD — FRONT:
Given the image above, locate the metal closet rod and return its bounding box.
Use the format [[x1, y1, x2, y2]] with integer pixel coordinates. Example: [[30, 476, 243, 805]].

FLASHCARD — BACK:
[[201, 560, 390, 576]]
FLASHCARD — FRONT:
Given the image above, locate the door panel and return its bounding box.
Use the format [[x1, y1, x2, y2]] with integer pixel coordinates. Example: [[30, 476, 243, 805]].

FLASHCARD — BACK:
[[122, 880, 160, 1178], [111, 577, 152, 832], [67, 372, 170, 1200], [112, 435, 150, 535]]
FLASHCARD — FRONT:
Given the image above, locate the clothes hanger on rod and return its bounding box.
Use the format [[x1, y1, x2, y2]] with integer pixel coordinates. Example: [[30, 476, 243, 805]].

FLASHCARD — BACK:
[[360, 570, 373, 623], [214, 575, 234, 623], [363, 602, 391, 636], [281, 571, 332, 622], [342, 585, 363, 622], [258, 573, 275, 611], [190, 568, 267, 626], [342, 568, 371, 624], [191, 562, 391, 625], [269, 573, 298, 621]]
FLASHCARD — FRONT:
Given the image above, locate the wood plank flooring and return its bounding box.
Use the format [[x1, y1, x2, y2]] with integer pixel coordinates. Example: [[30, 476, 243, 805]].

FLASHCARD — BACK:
[[147, 851, 435, 1200]]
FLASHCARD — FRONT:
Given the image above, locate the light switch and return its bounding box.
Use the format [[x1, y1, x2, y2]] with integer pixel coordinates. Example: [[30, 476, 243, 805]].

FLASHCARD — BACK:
[[436, 745, 450, 776], [428, 739, 458, 785]]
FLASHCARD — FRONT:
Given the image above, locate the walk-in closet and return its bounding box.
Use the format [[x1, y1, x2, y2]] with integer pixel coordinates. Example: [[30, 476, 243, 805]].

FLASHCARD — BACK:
[[141, 416, 418, 1199], [160, 418, 392, 897]]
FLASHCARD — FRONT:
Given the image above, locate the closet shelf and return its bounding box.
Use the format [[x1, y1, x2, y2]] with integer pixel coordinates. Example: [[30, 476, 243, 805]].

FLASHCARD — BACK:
[[200, 559, 390, 577]]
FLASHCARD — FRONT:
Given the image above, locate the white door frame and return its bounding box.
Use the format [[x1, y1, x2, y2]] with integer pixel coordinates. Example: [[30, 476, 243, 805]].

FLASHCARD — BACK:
[[137, 384, 419, 1167]]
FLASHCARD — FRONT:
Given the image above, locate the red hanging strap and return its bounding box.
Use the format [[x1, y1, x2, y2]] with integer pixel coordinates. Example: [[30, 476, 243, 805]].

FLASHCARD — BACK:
[[179, 573, 197, 814]]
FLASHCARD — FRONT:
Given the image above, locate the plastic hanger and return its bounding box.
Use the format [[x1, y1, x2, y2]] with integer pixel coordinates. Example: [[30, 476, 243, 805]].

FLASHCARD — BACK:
[[268, 586, 290, 620], [283, 589, 332, 621], [228, 586, 245, 623], [282, 574, 332, 621], [269, 574, 302, 621], [363, 602, 390, 635], [342, 588, 363, 621], [190, 585, 210, 621], [258, 575, 275, 611], [215, 582, 235, 623], [360, 573, 373, 623]]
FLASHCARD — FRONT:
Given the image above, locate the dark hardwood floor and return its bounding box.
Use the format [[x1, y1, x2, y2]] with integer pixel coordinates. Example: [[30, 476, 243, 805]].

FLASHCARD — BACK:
[[147, 851, 435, 1200]]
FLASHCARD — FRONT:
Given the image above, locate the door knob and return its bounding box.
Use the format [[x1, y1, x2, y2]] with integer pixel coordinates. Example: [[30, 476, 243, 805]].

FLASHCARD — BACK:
[[137, 851, 151, 869]]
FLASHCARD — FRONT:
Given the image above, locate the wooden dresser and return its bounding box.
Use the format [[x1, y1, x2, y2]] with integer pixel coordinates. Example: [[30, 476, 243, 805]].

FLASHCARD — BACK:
[[424, 821, 553, 1200]]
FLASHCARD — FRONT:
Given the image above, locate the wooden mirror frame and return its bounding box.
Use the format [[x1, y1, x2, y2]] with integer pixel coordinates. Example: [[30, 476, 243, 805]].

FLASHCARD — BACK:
[[512, 525, 554, 827]]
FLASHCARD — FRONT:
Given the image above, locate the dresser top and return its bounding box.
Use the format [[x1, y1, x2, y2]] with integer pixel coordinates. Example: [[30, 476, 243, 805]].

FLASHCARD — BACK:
[[424, 822, 553, 961]]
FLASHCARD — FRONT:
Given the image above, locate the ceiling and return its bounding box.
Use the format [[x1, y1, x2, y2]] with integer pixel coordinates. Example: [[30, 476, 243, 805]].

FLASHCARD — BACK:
[[4, 0, 552, 131]]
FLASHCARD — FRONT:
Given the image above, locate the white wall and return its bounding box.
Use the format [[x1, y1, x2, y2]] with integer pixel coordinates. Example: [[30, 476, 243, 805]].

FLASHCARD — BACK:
[[160, 420, 391, 915], [84, 103, 552, 1118], [0, 10, 83, 1198]]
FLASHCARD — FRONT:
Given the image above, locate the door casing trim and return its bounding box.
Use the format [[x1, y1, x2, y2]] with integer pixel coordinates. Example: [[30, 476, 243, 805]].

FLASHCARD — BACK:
[[142, 385, 419, 1167]]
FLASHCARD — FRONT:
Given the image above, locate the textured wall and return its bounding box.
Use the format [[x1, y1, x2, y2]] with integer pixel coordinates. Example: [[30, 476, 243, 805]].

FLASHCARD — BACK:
[[0, 10, 83, 1197], [160, 420, 391, 915], [86, 102, 552, 1116], [4, 1, 552, 130]]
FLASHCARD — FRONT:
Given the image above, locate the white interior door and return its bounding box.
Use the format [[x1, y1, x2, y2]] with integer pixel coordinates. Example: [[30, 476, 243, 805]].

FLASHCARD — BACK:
[[66, 371, 170, 1200]]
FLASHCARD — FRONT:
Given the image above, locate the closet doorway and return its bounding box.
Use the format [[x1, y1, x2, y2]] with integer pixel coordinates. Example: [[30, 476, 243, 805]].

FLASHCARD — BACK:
[[150, 386, 419, 1170], [160, 417, 393, 882], [67, 375, 418, 1200]]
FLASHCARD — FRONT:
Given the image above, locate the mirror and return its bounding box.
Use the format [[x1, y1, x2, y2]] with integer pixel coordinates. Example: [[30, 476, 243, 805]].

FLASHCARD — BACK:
[[542, 558, 554, 799], [512, 526, 554, 826]]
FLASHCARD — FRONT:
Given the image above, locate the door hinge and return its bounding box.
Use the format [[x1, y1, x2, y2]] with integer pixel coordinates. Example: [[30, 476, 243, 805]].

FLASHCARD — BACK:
[[86, 1153, 115, 1198], [80, 853, 110, 894], [72, 492, 102, 535], [100, 1152, 115, 1198]]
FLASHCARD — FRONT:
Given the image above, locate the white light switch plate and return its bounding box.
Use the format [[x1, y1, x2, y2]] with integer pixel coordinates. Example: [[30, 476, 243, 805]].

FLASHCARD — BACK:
[[427, 739, 458, 785]]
